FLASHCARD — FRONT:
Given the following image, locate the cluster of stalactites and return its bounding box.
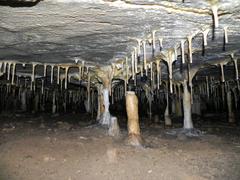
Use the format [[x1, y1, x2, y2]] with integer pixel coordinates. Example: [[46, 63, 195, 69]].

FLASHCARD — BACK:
[[0, 61, 93, 92]]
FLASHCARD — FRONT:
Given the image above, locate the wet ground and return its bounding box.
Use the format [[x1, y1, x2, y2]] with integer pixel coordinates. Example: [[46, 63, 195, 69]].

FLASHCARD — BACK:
[[0, 112, 240, 180]]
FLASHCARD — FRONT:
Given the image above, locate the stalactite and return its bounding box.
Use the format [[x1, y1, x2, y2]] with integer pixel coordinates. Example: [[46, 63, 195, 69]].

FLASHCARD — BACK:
[[220, 63, 225, 82], [150, 62, 153, 81], [140, 66, 143, 77], [11, 63, 16, 85], [167, 50, 174, 93], [131, 51, 135, 80], [203, 29, 210, 46], [57, 66, 60, 84], [134, 47, 138, 74], [3, 62, 6, 74], [65, 67, 69, 89], [223, 26, 228, 44], [152, 30, 156, 52], [233, 58, 239, 81], [7, 62, 11, 81], [31, 63, 37, 91], [143, 40, 147, 74], [159, 38, 163, 51], [125, 57, 129, 83], [86, 72, 91, 113], [211, 5, 219, 28], [233, 58, 240, 90], [43, 64, 47, 77], [137, 39, 141, 56], [181, 40, 185, 64], [81, 61, 85, 77], [187, 35, 193, 63], [156, 60, 160, 89], [50, 65, 54, 84], [0, 62, 2, 73]]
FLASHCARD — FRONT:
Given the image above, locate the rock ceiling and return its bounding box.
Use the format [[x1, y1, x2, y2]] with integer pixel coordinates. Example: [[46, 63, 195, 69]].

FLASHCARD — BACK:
[[0, 0, 240, 86]]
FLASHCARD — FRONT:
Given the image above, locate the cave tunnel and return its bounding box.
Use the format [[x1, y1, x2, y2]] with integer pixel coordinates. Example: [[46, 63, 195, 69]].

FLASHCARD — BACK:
[[0, 0, 240, 179]]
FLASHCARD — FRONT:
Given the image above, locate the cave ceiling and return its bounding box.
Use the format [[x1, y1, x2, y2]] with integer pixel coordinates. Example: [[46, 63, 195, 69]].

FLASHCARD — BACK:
[[0, 0, 240, 84]]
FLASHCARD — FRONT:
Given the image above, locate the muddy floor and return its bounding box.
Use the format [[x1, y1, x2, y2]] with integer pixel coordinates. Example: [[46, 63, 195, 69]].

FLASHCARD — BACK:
[[0, 113, 240, 180]]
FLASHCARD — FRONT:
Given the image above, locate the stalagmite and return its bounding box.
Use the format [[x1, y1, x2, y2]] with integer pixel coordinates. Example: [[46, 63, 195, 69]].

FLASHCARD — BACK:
[[52, 90, 56, 114], [11, 63, 16, 85], [227, 91, 235, 123], [183, 80, 193, 129], [41, 79, 44, 94], [140, 66, 143, 77], [126, 91, 143, 146], [164, 92, 172, 126], [211, 5, 219, 28], [187, 35, 193, 63], [206, 76, 210, 99], [21, 88, 27, 112], [86, 72, 91, 113]]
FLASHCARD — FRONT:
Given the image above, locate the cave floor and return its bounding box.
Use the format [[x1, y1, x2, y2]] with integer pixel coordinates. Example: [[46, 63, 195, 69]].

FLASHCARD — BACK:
[[0, 113, 240, 180]]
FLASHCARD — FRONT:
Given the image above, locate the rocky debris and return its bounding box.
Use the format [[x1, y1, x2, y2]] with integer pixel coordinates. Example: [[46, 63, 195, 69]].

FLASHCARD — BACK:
[[56, 121, 72, 130], [2, 123, 16, 132], [166, 128, 205, 138]]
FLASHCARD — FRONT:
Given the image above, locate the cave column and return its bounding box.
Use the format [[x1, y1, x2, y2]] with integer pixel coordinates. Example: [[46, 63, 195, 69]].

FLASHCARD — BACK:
[[98, 68, 112, 126], [126, 91, 142, 146], [183, 80, 193, 129]]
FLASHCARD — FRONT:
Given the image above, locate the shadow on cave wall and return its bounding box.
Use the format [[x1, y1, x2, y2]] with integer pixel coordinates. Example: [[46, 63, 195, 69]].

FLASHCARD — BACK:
[[0, 0, 41, 7]]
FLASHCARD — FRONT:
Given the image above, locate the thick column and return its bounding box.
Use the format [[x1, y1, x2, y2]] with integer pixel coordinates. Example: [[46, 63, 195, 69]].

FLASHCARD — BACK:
[[183, 80, 193, 129], [227, 91, 235, 123], [126, 91, 142, 146], [99, 88, 111, 125]]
